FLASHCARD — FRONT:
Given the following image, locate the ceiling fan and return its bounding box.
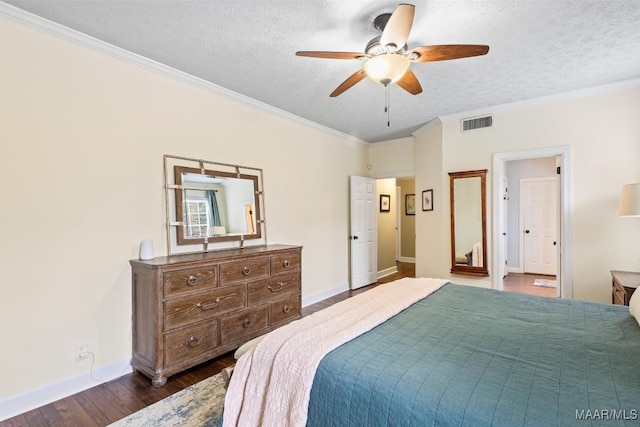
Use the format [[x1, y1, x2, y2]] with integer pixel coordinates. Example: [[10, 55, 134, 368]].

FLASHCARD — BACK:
[[296, 3, 489, 97]]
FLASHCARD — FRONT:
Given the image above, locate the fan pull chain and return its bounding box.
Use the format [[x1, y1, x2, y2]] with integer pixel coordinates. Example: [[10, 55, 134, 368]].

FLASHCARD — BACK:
[[384, 84, 390, 127]]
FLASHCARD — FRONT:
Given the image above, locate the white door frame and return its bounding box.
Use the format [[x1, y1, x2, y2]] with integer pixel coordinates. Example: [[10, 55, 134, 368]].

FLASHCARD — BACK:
[[395, 186, 402, 261], [492, 146, 573, 298]]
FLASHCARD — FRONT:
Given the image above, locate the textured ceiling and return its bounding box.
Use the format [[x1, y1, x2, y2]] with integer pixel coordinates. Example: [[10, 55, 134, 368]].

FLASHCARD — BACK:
[[3, 0, 640, 142]]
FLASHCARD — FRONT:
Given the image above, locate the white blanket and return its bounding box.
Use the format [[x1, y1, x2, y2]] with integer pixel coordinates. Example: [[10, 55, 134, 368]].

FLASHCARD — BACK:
[[222, 277, 449, 427]]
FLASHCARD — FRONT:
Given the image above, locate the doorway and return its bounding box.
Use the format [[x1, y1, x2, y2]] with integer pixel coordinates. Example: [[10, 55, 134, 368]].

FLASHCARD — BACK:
[[493, 146, 573, 298]]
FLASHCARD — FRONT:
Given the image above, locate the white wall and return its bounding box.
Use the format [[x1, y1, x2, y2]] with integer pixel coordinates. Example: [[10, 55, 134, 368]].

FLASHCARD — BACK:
[[0, 15, 366, 415], [414, 84, 640, 299]]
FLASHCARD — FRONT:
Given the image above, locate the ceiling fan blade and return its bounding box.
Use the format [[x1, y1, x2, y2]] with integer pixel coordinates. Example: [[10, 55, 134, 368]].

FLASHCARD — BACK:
[[396, 69, 422, 95], [408, 44, 490, 62], [380, 4, 415, 51], [296, 51, 365, 60], [330, 69, 367, 97]]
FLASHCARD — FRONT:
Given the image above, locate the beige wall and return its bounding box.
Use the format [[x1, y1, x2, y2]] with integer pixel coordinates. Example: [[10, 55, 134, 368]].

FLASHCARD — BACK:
[[415, 121, 450, 279], [376, 179, 397, 273], [0, 16, 367, 408], [415, 85, 640, 299], [397, 178, 416, 258], [368, 137, 415, 177]]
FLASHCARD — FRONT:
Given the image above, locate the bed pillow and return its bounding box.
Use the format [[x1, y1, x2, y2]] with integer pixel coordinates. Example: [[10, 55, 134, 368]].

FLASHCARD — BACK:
[[630, 290, 640, 327]]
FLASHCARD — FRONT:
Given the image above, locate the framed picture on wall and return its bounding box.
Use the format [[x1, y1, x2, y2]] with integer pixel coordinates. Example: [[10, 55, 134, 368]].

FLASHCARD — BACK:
[[380, 194, 390, 212], [405, 194, 416, 215], [422, 189, 433, 211]]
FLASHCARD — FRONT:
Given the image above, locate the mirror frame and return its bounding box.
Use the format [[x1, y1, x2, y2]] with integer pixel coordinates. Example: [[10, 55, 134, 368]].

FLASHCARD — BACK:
[[174, 166, 261, 246], [449, 169, 489, 277], [163, 154, 266, 255]]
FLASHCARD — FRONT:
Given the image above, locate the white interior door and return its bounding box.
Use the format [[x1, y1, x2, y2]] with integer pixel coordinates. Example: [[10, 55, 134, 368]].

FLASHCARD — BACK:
[[350, 176, 377, 289], [521, 177, 558, 275]]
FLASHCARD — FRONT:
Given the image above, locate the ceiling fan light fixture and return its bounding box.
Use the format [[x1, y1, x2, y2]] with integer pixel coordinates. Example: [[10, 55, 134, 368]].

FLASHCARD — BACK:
[[363, 54, 410, 85]]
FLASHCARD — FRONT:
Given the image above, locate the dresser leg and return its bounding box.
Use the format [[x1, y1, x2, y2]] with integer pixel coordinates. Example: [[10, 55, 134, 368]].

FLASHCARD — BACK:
[[152, 374, 167, 388]]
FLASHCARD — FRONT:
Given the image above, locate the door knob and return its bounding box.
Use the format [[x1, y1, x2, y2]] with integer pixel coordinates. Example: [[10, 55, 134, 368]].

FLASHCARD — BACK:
[[553, 241, 557, 246], [525, 230, 530, 234], [353, 235, 359, 240]]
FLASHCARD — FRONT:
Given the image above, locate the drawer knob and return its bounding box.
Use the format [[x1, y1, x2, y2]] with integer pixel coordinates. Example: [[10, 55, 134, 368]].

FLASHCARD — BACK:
[[283, 260, 291, 268], [268, 282, 284, 292], [187, 276, 198, 286], [242, 318, 251, 328], [197, 298, 220, 311], [188, 336, 201, 347], [242, 266, 251, 276], [283, 305, 291, 313]]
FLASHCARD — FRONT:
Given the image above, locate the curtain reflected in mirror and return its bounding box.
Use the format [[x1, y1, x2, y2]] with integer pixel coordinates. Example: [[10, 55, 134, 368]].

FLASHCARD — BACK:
[[449, 170, 489, 276]]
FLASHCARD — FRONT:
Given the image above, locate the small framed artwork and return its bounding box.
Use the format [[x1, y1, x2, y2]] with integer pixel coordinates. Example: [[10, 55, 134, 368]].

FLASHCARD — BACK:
[[405, 194, 415, 215], [380, 194, 390, 212], [422, 189, 433, 211]]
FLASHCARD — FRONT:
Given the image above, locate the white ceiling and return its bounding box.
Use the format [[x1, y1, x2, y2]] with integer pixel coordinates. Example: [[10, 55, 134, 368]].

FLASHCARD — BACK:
[[3, 0, 640, 142]]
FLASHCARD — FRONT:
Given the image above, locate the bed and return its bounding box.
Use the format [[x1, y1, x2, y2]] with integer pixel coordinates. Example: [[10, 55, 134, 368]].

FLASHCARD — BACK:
[[222, 278, 640, 426]]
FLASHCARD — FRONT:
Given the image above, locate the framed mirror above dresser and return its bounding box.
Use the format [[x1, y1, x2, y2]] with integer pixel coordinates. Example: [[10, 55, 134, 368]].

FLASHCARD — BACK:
[[164, 154, 266, 255], [129, 155, 302, 387]]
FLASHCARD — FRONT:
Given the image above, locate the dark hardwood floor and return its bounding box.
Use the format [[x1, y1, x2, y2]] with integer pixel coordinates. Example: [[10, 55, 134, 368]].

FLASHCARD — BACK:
[[1, 262, 415, 427]]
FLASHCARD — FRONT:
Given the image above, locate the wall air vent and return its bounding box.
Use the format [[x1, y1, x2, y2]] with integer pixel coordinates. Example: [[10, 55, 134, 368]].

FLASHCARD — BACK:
[[461, 115, 493, 132]]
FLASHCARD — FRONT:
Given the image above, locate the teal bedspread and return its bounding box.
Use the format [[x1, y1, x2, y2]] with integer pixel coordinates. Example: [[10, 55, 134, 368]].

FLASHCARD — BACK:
[[306, 284, 640, 426]]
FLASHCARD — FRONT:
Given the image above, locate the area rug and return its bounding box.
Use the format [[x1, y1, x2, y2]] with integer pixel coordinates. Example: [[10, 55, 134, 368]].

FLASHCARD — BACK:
[[108, 373, 226, 427], [533, 278, 557, 288]]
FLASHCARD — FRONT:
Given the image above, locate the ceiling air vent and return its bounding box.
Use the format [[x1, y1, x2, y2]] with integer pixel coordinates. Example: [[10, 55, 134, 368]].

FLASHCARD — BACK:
[[461, 115, 493, 132]]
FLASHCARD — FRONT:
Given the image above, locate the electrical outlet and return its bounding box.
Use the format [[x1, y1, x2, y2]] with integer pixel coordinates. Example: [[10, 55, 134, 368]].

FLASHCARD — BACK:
[[74, 343, 89, 361]]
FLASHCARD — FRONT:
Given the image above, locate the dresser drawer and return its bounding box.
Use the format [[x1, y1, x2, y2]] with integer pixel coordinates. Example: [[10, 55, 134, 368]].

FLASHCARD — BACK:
[[164, 284, 245, 330], [270, 251, 301, 276], [247, 273, 299, 306], [219, 257, 269, 285], [270, 294, 301, 326], [165, 320, 218, 367], [164, 266, 218, 297], [220, 305, 269, 345]]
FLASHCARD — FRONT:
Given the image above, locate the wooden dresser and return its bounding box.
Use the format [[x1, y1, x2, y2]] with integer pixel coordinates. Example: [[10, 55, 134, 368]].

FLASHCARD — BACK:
[[130, 244, 302, 386], [611, 270, 639, 306]]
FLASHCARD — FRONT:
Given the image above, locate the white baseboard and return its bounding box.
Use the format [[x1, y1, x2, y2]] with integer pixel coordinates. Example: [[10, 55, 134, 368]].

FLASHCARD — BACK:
[[377, 266, 398, 279], [507, 266, 523, 274], [301, 282, 350, 308], [397, 257, 416, 263], [1, 281, 352, 422], [0, 357, 132, 422]]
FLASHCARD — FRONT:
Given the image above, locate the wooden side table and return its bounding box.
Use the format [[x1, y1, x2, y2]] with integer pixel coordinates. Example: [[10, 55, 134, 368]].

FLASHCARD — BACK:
[[610, 270, 639, 306]]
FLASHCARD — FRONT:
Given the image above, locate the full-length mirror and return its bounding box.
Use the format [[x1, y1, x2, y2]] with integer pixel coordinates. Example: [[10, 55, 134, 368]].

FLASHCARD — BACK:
[[164, 155, 265, 255], [449, 169, 489, 276]]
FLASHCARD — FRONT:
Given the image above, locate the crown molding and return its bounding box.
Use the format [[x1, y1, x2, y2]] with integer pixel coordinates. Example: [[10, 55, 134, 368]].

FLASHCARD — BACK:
[[439, 78, 640, 123], [0, 2, 369, 146], [369, 136, 415, 147], [412, 117, 443, 138]]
